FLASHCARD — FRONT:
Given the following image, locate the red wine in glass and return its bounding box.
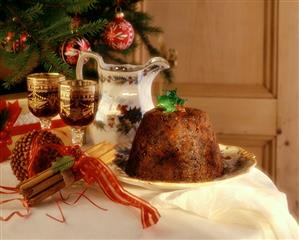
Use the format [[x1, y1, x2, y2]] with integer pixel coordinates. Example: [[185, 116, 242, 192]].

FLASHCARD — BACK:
[[27, 73, 65, 129], [59, 79, 99, 146]]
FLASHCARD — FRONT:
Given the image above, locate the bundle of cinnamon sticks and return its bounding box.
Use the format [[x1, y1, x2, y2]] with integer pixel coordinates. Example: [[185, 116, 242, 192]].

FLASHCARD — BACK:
[[18, 142, 116, 206]]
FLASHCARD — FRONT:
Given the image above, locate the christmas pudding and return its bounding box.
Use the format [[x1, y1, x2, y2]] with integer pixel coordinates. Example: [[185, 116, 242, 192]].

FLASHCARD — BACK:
[[125, 90, 223, 182]]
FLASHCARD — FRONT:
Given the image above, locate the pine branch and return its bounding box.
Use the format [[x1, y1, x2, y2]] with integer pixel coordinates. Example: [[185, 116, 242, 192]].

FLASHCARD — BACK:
[[21, 3, 44, 24], [75, 19, 108, 37], [45, 20, 107, 45], [33, 0, 97, 12], [66, 0, 97, 13], [0, 0, 174, 89], [126, 11, 162, 35], [41, 51, 74, 78], [38, 16, 71, 37], [2, 47, 40, 89], [138, 32, 160, 56]]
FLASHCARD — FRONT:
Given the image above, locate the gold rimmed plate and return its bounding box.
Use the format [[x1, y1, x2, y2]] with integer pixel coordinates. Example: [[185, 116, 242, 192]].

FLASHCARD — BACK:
[[109, 144, 257, 190]]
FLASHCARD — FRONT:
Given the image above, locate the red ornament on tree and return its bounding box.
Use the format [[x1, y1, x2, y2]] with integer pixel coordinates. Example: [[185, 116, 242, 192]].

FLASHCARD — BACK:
[[104, 11, 134, 51], [60, 37, 91, 65], [1, 32, 29, 53]]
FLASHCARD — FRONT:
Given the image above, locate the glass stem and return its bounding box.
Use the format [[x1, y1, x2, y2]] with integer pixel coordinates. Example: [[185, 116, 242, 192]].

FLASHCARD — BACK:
[[40, 118, 51, 129], [71, 127, 85, 147]]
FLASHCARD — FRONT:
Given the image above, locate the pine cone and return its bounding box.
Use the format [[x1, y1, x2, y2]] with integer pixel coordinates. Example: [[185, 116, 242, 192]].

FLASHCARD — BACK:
[[10, 130, 63, 181]]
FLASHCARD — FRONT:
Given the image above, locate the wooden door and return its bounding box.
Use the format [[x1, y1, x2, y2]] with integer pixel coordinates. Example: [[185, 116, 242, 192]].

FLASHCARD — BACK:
[[140, 0, 299, 219]]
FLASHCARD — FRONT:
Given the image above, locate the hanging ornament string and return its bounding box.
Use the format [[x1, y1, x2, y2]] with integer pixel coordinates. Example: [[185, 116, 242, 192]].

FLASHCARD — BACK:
[[115, 0, 122, 14]]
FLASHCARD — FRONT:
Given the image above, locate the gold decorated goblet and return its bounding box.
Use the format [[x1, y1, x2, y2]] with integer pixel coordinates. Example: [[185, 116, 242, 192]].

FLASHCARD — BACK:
[[27, 73, 65, 129], [58, 79, 99, 147]]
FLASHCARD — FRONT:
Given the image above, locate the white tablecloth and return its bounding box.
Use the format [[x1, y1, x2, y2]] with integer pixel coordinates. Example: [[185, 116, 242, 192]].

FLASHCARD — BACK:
[[1, 161, 298, 239]]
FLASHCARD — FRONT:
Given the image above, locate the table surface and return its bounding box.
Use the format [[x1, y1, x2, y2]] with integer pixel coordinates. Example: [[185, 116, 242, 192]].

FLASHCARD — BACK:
[[1, 161, 298, 240]]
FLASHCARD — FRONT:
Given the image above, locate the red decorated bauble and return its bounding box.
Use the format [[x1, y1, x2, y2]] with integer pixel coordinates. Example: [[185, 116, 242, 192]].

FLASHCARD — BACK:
[[60, 37, 91, 65], [1, 31, 29, 53], [104, 12, 134, 50]]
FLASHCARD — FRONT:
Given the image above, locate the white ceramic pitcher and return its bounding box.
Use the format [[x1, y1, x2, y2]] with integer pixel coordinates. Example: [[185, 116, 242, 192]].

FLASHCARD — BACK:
[[76, 51, 169, 145]]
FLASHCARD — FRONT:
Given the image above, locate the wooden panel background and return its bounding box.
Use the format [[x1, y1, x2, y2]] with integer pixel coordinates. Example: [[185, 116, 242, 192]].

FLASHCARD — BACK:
[[145, 0, 278, 98], [143, 0, 298, 219], [276, 1, 299, 220]]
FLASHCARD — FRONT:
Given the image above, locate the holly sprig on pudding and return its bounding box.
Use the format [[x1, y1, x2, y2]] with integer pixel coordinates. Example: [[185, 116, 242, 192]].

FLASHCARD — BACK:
[[157, 90, 186, 112]]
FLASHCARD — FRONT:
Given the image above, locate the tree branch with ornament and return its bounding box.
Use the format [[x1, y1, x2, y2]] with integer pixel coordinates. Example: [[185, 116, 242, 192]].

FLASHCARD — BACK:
[[0, 0, 174, 91]]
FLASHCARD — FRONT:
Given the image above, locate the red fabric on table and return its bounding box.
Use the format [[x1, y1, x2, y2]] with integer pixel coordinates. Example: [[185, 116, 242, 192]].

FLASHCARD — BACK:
[[11, 119, 65, 136]]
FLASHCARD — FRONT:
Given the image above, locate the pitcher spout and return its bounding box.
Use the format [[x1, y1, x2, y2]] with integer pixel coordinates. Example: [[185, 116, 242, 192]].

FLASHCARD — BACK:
[[143, 57, 170, 77]]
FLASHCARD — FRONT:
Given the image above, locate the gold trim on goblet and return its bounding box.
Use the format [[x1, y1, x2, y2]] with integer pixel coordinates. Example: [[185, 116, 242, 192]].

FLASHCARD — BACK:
[[27, 73, 65, 129], [58, 79, 99, 147]]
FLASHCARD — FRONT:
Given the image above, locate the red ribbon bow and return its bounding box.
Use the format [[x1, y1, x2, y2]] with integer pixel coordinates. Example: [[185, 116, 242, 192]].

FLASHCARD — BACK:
[[29, 142, 161, 228], [1, 131, 160, 228], [0, 99, 21, 162]]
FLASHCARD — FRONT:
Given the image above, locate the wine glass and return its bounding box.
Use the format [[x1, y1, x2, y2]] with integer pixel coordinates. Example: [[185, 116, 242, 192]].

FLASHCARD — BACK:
[[58, 79, 99, 147], [27, 73, 65, 129]]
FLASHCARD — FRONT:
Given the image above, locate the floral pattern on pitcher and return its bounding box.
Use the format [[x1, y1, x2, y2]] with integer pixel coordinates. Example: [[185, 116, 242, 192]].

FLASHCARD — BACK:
[[117, 104, 142, 134], [94, 104, 142, 136]]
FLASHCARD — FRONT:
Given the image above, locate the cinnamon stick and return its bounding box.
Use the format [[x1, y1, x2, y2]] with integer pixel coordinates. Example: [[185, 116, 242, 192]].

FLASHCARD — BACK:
[[99, 149, 116, 164], [20, 173, 63, 199], [17, 168, 56, 189], [27, 180, 66, 206], [86, 142, 115, 157]]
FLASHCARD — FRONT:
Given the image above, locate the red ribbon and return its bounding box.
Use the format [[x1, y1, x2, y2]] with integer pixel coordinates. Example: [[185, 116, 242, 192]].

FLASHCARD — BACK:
[[74, 155, 161, 228], [0, 198, 31, 221], [31, 143, 161, 228], [0, 99, 21, 162], [1, 141, 160, 228], [0, 186, 31, 221], [45, 189, 108, 223]]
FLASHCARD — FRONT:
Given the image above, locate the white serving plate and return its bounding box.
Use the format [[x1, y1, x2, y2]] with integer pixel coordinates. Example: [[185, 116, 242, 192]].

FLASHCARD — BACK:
[[108, 144, 257, 190]]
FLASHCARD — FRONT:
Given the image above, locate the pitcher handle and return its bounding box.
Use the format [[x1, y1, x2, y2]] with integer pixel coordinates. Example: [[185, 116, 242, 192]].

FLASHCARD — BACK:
[[76, 51, 106, 80], [138, 57, 170, 113]]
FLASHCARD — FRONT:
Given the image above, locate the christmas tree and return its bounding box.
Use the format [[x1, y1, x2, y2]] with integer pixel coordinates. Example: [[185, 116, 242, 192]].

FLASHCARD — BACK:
[[0, 0, 172, 94]]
